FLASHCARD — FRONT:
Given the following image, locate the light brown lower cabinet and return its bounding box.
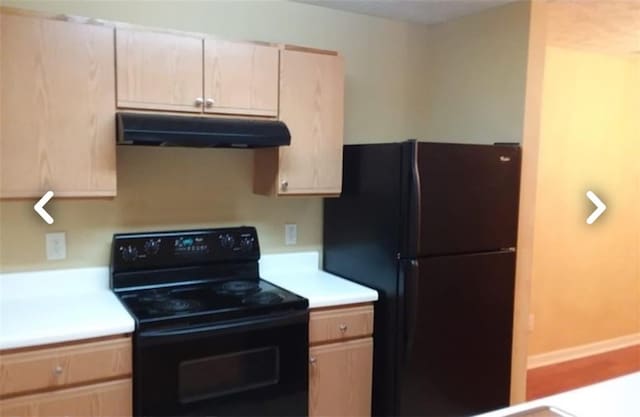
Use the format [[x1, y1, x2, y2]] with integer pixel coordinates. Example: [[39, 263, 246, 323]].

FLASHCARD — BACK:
[[308, 304, 374, 417], [309, 338, 373, 417], [0, 379, 131, 417], [0, 336, 132, 417]]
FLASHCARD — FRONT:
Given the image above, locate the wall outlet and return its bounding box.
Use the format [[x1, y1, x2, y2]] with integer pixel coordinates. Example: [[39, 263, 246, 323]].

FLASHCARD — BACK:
[[285, 224, 297, 245], [46, 232, 66, 260], [528, 313, 535, 333]]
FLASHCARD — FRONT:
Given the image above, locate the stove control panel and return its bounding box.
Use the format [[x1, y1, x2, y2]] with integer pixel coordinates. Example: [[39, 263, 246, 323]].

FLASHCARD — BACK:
[[112, 227, 260, 271]]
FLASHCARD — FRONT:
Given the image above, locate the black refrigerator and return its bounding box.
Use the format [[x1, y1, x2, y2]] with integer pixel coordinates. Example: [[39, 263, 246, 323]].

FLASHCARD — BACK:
[[323, 140, 521, 417]]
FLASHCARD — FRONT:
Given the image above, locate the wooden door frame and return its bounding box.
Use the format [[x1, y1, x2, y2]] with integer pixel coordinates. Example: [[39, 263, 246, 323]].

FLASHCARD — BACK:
[[511, 0, 548, 404]]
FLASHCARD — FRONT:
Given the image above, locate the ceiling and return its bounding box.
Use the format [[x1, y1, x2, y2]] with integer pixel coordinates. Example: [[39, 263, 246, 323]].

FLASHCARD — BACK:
[[547, 1, 640, 55], [296, 0, 517, 25]]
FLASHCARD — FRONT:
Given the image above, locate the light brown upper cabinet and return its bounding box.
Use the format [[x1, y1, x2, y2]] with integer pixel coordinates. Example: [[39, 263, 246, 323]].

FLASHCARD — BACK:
[[116, 28, 279, 117], [254, 49, 345, 196], [116, 28, 204, 113], [0, 13, 117, 198], [204, 40, 279, 116]]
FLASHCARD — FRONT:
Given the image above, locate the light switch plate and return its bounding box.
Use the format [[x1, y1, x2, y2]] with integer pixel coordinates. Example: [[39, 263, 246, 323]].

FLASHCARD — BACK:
[[285, 224, 297, 245], [46, 232, 66, 260]]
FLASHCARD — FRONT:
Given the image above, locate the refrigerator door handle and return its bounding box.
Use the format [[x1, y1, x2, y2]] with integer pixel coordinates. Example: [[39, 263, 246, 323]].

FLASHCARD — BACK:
[[405, 259, 420, 360], [408, 140, 421, 255]]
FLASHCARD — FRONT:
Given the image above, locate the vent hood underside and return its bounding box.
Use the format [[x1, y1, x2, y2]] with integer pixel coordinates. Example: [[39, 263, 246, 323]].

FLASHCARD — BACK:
[[116, 112, 291, 148]]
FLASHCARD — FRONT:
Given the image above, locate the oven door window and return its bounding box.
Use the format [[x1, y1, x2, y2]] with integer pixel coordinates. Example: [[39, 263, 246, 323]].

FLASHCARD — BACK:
[[179, 346, 280, 404]]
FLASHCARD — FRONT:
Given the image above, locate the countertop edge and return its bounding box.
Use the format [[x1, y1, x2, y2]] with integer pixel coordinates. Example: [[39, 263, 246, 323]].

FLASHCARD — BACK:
[[0, 324, 135, 351]]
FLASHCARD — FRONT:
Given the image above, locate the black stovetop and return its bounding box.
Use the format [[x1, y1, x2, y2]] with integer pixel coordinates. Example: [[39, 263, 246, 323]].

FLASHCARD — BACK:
[[110, 227, 308, 330], [118, 278, 307, 325]]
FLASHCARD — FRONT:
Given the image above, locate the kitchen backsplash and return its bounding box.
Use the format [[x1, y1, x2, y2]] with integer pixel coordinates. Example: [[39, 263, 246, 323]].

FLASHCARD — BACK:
[[0, 147, 323, 272]]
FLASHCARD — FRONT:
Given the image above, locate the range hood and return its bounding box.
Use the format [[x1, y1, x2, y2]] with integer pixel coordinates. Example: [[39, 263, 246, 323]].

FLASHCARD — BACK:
[[116, 112, 291, 148]]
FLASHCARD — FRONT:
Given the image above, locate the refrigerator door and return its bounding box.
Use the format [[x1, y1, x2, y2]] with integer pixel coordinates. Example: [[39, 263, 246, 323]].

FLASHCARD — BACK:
[[323, 143, 407, 417], [398, 251, 515, 416], [409, 142, 521, 257]]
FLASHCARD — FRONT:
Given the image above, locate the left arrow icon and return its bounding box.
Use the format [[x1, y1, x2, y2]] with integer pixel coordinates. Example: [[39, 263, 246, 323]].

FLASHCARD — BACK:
[[34, 191, 55, 224]]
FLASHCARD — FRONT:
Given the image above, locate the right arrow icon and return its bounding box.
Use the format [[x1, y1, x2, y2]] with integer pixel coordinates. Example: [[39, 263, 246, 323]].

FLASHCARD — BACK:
[[586, 190, 606, 225]]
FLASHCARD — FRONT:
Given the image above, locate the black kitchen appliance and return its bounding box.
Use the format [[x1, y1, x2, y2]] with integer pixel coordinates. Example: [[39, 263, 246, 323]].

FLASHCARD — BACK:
[[110, 227, 309, 417], [323, 140, 521, 416], [116, 112, 291, 148]]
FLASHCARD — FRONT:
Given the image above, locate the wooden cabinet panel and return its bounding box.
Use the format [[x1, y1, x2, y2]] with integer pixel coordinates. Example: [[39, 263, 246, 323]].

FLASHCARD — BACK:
[[0, 337, 131, 398], [116, 28, 203, 112], [0, 14, 116, 198], [204, 40, 278, 116], [0, 379, 131, 417], [276, 50, 344, 195], [309, 305, 374, 345], [309, 338, 373, 417]]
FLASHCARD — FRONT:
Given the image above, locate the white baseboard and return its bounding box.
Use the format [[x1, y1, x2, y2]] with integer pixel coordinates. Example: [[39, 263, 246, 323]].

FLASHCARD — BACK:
[[527, 332, 640, 369]]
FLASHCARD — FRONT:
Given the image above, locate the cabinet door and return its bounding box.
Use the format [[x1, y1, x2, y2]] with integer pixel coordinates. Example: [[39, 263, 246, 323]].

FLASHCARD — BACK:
[[204, 40, 278, 116], [116, 28, 203, 112], [309, 338, 373, 417], [0, 337, 131, 397], [0, 14, 116, 198], [0, 379, 131, 417], [278, 50, 344, 195]]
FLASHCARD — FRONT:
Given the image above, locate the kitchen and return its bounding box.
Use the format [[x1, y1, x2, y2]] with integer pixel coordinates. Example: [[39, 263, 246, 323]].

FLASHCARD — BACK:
[[0, 1, 639, 417]]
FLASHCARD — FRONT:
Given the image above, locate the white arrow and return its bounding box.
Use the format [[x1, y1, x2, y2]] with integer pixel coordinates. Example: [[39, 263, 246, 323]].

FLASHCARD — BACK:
[[34, 191, 55, 224], [586, 190, 606, 225]]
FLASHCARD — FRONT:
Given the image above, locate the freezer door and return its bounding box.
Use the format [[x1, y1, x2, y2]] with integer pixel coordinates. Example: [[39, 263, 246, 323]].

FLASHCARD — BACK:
[[413, 142, 521, 256], [398, 251, 515, 416]]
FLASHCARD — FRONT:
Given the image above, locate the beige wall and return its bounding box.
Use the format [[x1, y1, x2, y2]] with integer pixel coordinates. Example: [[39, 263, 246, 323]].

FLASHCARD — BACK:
[[421, 1, 531, 144], [0, 0, 532, 272], [529, 47, 640, 355]]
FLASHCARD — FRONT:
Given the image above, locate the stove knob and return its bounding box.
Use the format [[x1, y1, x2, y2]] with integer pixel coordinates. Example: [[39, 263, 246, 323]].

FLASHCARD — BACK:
[[219, 234, 235, 249], [239, 237, 254, 252], [121, 245, 138, 262], [144, 239, 160, 255]]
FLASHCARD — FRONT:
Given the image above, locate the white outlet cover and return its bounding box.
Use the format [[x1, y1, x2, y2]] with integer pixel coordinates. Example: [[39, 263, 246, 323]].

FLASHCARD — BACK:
[[46, 232, 67, 260], [285, 224, 297, 245]]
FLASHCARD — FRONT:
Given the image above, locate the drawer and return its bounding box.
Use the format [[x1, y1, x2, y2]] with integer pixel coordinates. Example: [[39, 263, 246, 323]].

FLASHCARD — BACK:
[[309, 304, 374, 344], [0, 337, 131, 398], [0, 379, 131, 417]]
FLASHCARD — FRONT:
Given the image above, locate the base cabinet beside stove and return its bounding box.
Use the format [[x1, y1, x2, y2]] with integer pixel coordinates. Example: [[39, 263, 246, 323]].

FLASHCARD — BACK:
[[309, 304, 374, 417], [0, 335, 132, 417]]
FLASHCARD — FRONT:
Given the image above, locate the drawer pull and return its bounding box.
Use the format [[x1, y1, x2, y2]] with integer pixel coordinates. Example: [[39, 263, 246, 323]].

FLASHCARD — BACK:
[[309, 356, 317, 365], [53, 365, 63, 375], [339, 323, 348, 332]]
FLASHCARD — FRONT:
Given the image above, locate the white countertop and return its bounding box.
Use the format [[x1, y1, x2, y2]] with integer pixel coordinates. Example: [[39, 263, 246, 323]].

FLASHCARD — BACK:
[[478, 371, 640, 417], [0, 252, 376, 350], [0, 267, 134, 350], [260, 252, 378, 308]]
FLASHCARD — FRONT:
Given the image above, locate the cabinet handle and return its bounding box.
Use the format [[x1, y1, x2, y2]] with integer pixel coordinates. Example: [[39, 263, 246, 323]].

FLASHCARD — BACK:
[[205, 98, 215, 107], [281, 180, 288, 191], [53, 365, 63, 375], [195, 97, 204, 107], [309, 356, 317, 365], [339, 323, 348, 332]]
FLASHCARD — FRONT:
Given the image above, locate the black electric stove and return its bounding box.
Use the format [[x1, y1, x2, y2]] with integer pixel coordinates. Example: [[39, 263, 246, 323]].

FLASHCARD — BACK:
[[119, 279, 302, 322], [110, 227, 309, 417]]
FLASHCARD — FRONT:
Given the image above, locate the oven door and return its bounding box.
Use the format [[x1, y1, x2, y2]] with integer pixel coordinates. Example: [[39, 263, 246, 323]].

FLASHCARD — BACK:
[[134, 310, 308, 417]]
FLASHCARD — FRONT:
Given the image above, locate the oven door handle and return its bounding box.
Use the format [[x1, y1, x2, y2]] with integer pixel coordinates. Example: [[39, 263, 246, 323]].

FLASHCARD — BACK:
[[138, 310, 308, 346]]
